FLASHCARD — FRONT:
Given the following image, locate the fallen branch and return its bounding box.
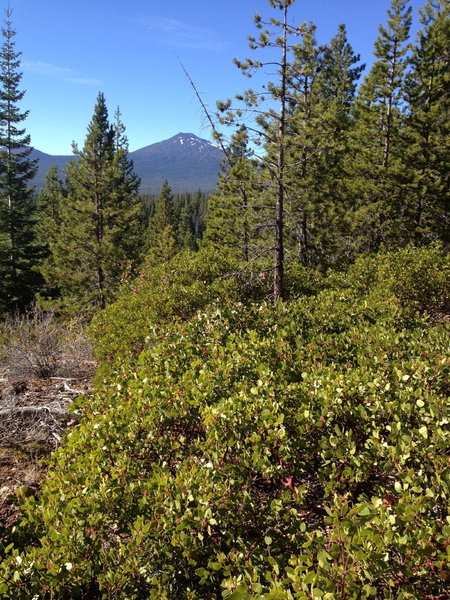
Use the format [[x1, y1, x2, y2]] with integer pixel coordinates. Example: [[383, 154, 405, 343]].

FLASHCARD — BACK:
[[0, 406, 67, 418], [62, 381, 86, 394]]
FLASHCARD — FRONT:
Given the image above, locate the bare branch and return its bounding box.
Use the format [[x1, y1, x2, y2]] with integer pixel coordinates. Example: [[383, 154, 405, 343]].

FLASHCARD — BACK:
[[0, 406, 67, 418], [178, 58, 229, 159]]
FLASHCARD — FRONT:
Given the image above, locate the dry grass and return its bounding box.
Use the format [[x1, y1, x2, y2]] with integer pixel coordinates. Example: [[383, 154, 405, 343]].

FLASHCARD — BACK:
[[0, 306, 96, 382], [0, 308, 96, 530], [0, 306, 95, 454]]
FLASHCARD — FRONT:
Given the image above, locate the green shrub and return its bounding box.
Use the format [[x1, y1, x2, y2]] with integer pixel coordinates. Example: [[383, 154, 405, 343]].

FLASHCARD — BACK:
[[330, 244, 450, 320], [375, 244, 450, 317], [1, 247, 449, 599], [88, 248, 243, 376], [284, 262, 327, 300]]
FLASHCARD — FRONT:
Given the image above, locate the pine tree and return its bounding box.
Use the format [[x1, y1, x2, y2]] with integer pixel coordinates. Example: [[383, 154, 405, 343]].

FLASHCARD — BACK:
[[0, 9, 39, 315], [313, 24, 365, 264], [215, 1, 365, 290], [147, 179, 178, 264], [38, 93, 142, 314], [148, 180, 175, 236], [108, 107, 143, 259], [205, 127, 264, 263], [217, 0, 307, 300], [348, 0, 412, 250], [34, 165, 65, 301], [177, 193, 196, 250], [284, 23, 364, 267], [145, 179, 178, 265], [175, 192, 205, 251], [281, 21, 322, 267], [404, 0, 450, 243], [188, 190, 208, 244], [35, 165, 65, 248]]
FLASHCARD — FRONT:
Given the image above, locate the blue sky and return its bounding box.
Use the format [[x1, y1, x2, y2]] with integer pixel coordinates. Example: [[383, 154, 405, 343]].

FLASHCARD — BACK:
[[8, 0, 425, 155]]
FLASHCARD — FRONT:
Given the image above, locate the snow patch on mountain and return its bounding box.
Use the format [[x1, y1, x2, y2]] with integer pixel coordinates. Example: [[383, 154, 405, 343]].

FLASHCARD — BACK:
[[172, 133, 217, 153]]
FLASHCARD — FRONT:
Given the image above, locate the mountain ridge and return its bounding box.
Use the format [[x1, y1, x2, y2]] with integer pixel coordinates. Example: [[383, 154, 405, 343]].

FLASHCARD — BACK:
[[30, 133, 225, 194]]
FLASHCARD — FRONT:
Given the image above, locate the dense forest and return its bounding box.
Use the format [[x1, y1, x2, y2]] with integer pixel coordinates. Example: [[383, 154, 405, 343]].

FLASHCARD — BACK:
[[0, 0, 449, 598]]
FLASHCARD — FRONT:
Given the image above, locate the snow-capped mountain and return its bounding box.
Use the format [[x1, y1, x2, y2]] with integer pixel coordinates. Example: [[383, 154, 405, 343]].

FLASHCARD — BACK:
[[129, 133, 224, 193], [30, 133, 225, 194]]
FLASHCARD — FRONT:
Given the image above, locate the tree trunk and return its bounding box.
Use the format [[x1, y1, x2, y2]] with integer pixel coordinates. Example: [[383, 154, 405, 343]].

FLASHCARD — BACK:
[[274, 5, 288, 303]]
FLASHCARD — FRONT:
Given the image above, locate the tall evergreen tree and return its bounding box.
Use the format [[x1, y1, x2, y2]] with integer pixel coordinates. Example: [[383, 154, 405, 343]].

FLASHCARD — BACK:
[[177, 192, 197, 250], [205, 127, 264, 263], [304, 24, 364, 265], [34, 165, 66, 302], [145, 179, 178, 265], [348, 0, 412, 249], [277, 20, 322, 268], [217, 0, 308, 300], [0, 9, 39, 315], [38, 93, 141, 315], [185, 190, 208, 246], [404, 0, 450, 243], [35, 165, 65, 248], [109, 106, 143, 259], [282, 22, 363, 267], [147, 180, 176, 237], [214, 13, 363, 273], [214, 0, 366, 289]]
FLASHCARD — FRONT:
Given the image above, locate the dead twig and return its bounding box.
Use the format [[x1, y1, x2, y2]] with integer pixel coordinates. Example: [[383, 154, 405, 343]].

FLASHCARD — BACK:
[[0, 406, 67, 418]]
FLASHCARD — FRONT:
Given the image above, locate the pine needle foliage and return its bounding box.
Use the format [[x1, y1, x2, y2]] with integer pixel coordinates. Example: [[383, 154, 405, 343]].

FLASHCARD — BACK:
[[37, 93, 142, 315], [0, 10, 39, 315]]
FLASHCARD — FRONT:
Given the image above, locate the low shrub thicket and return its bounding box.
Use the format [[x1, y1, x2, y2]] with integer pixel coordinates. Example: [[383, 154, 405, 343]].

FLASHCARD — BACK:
[[88, 248, 246, 378], [0, 246, 448, 599]]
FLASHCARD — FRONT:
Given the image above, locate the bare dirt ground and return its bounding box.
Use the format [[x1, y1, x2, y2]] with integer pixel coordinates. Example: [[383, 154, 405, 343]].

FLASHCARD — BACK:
[[0, 372, 92, 531]]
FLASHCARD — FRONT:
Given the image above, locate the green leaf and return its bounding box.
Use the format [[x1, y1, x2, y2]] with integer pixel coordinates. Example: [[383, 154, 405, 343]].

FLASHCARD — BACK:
[[142, 522, 151, 534], [317, 550, 330, 569], [358, 506, 371, 516], [363, 584, 377, 596], [228, 583, 248, 600], [303, 572, 316, 585], [418, 426, 428, 439]]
